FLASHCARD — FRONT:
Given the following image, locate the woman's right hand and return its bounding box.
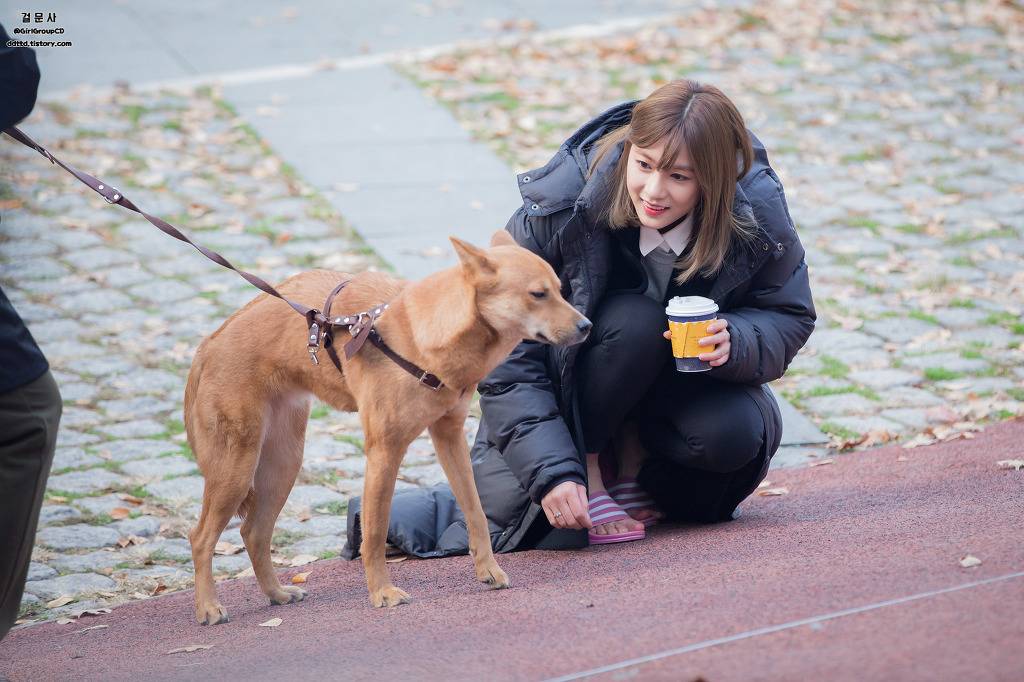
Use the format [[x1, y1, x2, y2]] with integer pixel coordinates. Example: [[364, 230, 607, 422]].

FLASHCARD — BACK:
[[541, 481, 592, 530]]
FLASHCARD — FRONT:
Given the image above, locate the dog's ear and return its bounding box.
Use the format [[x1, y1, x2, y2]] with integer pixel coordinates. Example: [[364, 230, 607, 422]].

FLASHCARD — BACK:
[[450, 236, 496, 279], [490, 230, 516, 248]]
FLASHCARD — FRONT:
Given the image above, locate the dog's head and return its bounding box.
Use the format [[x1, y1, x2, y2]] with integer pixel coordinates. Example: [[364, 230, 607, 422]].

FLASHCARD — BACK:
[[450, 231, 591, 346]]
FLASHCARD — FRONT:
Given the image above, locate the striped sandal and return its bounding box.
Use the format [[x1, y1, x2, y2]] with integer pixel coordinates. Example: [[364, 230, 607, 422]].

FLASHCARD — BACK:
[[588, 492, 646, 545], [608, 478, 662, 528]]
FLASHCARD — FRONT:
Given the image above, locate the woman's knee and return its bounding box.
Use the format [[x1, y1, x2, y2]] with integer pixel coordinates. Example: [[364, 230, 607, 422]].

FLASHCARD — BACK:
[[588, 294, 666, 355], [640, 389, 766, 474]]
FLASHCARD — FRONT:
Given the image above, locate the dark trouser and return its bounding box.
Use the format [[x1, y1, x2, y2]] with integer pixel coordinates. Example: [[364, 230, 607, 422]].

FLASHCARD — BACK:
[[0, 370, 61, 641], [576, 294, 771, 523]]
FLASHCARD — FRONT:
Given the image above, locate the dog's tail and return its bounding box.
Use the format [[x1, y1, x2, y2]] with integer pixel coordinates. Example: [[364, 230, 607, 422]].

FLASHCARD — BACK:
[[182, 338, 208, 462], [236, 488, 257, 520]]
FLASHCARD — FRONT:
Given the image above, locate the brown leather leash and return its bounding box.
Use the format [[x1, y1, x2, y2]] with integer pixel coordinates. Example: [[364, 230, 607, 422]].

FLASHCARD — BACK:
[[2, 125, 445, 392]]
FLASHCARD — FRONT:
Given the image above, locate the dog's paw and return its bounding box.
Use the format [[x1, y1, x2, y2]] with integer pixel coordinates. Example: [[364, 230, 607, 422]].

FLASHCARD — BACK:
[[269, 585, 307, 606], [369, 585, 411, 608], [196, 602, 229, 626], [477, 563, 511, 590]]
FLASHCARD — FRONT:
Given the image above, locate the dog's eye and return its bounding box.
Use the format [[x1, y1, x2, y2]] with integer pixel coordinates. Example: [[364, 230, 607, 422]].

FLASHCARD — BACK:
[[530, 291, 547, 299]]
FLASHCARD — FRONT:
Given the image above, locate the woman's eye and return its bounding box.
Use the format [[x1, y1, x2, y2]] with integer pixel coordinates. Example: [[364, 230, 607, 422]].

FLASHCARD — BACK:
[[637, 160, 651, 170], [530, 291, 547, 299], [673, 174, 690, 181]]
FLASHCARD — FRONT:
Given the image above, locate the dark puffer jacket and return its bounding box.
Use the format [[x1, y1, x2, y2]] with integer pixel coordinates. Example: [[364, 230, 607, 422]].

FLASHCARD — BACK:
[[342, 101, 815, 559]]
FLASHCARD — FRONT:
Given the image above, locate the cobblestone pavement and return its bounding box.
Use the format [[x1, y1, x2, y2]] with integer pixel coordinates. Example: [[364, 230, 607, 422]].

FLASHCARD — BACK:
[[3, 0, 1023, 626], [399, 0, 1024, 447], [1, 89, 472, 624]]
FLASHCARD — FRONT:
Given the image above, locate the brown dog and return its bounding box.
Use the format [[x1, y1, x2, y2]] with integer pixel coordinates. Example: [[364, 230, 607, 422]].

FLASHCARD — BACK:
[[184, 230, 591, 624]]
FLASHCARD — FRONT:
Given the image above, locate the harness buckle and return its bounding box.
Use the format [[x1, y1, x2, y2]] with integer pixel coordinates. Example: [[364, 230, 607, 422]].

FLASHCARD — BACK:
[[418, 371, 443, 391], [349, 312, 367, 337], [308, 321, 321, 365]]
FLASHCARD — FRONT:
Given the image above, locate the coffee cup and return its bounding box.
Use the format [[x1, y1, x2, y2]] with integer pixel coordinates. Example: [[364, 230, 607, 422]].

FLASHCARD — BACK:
[[665, 296, 719, 372]]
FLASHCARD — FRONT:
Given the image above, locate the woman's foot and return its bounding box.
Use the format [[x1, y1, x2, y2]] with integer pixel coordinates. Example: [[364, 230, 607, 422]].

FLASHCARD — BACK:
[[587, 491, 645, 544], [608, 478, 663, 527]]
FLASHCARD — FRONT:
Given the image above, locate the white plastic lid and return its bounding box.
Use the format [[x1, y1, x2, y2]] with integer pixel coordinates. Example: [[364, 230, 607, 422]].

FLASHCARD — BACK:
[[665, 295, 718, 317]]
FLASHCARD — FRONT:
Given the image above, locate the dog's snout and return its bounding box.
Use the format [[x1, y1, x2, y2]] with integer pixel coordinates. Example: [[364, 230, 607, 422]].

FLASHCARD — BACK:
[[576, 318, 592, 334]]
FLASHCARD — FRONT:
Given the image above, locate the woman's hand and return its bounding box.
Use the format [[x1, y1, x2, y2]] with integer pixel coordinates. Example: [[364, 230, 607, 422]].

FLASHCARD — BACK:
[[541, 481, 592, 530], [662, 318, 731, 367]]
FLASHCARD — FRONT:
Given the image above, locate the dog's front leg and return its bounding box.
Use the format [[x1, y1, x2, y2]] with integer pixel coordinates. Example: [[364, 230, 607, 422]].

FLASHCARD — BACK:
[[360, 436, 411, 607], [428, 412, 510, 591]]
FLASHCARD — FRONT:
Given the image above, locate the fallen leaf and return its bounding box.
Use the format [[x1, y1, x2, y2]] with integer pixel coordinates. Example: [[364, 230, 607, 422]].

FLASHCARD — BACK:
[[14, 619, 35, 625], [47, 496, 68, 504], [258, 618, 282, 627], [997, 459, 1024, 471], [215, 541, 244, 556], [119, 494, 145, 505], [297, 510, 312, 522], [234, 567, 256, 578], [757, 480, 772, 489], [166, 644, 214, 655], [896, 455, 909, 462], [809, 459, 835, 467], [385, 555, 408, 564], [959, 555, 982, 568], [56, 618, 76, 625], [758, 487, 789, 497], [74, 625, 108, 634], [77, 608, 112, 618], [110, 507, 131, 520], [46, 595, 75, 608], [291, 572, 310, 585], [289, 554, 318, 567]]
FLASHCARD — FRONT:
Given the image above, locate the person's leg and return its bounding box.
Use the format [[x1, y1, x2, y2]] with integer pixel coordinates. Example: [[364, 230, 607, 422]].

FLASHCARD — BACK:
[[575, 294, 669, 538], [0, 370, 61, 641], [635, 372, 771, 523]]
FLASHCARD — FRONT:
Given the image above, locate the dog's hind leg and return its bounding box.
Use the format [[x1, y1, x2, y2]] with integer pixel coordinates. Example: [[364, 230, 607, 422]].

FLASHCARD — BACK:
[[428, 409, 510, 591], [190, 436, 260, 626], [241, 394, 310, 607]]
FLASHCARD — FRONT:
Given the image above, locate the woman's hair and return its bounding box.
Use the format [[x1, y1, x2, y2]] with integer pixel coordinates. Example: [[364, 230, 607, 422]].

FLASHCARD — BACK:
[[589, 80, 758, 284]]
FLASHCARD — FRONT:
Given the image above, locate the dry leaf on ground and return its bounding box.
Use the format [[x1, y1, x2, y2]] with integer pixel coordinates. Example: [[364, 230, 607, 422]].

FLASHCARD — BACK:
[[289, 554, 318, 567], [259, 618, 282, 627], [56, 617, 75, 625], [757, 480, 772, 489], [119, 493, 145, 505], [234, 566, 256, 578], [997, 460, 1024, 471], [74, 625, 108, 634], [46, 595, 75, 608], [809, 459, 835, 467], [758, 487, 789, 497], [385, 555, 408, 564], [214, 541, 244, 556], [110, 507, 131, 520], [291, 572, 310, 585], [166, 644, 214, 655], [959, 555, 982, 568]]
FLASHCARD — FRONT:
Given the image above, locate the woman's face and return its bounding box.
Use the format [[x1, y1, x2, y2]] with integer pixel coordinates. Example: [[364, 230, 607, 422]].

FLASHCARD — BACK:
[[625, 138, 700, 229]]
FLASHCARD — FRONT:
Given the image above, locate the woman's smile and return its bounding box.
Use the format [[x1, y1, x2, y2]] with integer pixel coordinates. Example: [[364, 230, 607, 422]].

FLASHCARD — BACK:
[[641, 199, 668, 217]]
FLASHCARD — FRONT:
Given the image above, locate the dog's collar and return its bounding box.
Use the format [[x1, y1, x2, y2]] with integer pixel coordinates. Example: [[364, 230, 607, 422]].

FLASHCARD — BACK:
[[306, 280, 445, 392]]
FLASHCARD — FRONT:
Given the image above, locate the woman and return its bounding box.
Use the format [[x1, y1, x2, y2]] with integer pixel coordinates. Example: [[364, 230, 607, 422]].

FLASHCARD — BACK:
[[343, 79, 815, 557]]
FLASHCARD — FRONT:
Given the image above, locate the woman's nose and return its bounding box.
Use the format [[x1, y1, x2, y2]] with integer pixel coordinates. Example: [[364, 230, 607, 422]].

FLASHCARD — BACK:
[[645, 174, 666, 199]]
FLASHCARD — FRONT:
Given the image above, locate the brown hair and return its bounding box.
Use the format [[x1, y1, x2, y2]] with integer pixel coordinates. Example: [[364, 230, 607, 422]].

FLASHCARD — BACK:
[[589, 80, 757, 284]]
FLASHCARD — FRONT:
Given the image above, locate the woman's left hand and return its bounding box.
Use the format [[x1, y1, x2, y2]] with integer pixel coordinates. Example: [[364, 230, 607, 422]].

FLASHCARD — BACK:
[[662, 317, 731, 367], [698, 318, 731, 366]]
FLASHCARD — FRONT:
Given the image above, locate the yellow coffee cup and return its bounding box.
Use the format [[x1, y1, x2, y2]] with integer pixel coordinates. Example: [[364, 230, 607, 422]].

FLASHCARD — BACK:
[[666, 296, 719, 372]]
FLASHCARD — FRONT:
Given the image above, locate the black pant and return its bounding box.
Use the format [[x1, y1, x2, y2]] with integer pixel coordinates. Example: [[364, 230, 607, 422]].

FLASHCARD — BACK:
[[576, 294, 771, 523], [0, 370, 61, 641]]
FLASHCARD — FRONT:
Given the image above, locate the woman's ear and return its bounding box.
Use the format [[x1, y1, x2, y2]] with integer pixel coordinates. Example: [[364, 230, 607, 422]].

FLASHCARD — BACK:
[[490, 230, 516, 248]]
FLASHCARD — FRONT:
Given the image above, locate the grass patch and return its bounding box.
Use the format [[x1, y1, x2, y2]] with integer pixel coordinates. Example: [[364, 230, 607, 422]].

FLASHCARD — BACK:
[[1011, 323, 1024, 335], [161, 120, 183, 132], [122, 104, 147, 126], [819, 355, 851, 379], [924, 367, 962, 381], [961, 349, 984, 360], [799, 385, 881, 401], [272, 530, 305, 547], [984, 311, 1018, 327], [165, 419, 185, 436], [820, 421, 861, 441], [949, 299, 976, 308], [335, 434, 364, 451], [908, 310, 940, 325], [310, 404, 331, 420], [894, 222, 924, 234], [1007, 388, 1024, 402], [995, 409, 1017, 420], [840, 151, 880, 164], [180, 443, 195, 461], [126, 485, 150, 499], [318, 550, 340, 560], [316, 501, 348, 516]]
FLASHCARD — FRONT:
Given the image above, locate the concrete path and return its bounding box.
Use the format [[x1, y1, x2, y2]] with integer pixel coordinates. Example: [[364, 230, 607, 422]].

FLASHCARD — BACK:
[[2, 418, 1021, 681]]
